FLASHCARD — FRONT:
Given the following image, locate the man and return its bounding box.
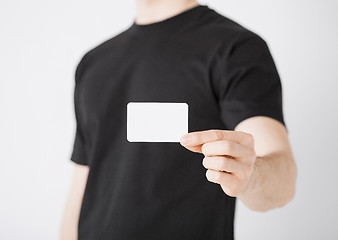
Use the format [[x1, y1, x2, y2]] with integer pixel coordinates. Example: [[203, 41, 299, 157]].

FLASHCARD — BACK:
[[60, 0, 297, 239]]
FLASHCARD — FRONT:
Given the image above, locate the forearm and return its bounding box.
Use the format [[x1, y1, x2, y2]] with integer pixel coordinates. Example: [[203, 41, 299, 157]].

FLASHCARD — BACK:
[[59, 204, 78, 240], [59, 164, 89, 240], [237, 150, 297, 212]]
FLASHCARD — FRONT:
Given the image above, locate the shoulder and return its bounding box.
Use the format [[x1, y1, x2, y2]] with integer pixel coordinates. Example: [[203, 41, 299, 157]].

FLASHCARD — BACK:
[[200, 7, 267, 49], [75, 27, 130, 72]]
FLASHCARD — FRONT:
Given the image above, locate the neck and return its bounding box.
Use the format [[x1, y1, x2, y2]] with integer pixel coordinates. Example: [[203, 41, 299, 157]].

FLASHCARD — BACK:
[[134, 0, 199, 25]]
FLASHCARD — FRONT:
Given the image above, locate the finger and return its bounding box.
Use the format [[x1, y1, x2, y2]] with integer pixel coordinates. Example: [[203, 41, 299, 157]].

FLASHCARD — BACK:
[[180, 144, 203, 153], [202, 156, 243, 173], [205, 169, 240, 197], [179, 129, 249, 147], [201, 140, 247, 158]]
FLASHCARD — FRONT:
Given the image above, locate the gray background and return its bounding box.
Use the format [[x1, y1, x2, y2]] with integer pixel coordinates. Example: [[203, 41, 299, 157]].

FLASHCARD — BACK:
[[1, 0, 337, 239]]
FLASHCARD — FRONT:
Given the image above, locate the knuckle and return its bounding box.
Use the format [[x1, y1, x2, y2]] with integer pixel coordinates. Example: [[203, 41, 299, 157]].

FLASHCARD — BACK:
[[210, 129, 223, 140], [238, 172, 248, 183], [247, 133, 254, 140], [248, 149, 256, 159], [245, 133, 255, 145], [218, 157, 227, 171], [238, 170, 250, 186], [232, 175, 242, 188], [213, 171, 222, 182], [222, 140, 234, 154], [242, 166, 251, 178]]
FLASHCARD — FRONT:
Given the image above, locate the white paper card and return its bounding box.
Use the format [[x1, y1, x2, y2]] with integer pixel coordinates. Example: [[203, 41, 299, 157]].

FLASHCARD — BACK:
[[127, 102, 188, 142]]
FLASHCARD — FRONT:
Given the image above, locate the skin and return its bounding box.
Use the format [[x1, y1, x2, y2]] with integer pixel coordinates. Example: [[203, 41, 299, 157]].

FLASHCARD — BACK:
[[134, 0, 199, 25], [59, 164, 89, 240], [180, 116, 297, 211], [60, 0, 297, 238]]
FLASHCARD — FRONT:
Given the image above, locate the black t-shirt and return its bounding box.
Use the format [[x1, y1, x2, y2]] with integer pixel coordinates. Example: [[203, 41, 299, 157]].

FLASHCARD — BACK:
[[70, 4, 285, 240]]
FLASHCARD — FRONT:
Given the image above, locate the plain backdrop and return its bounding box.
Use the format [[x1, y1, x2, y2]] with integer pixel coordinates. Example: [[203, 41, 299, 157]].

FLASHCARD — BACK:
[[1, 0, 338, 239]]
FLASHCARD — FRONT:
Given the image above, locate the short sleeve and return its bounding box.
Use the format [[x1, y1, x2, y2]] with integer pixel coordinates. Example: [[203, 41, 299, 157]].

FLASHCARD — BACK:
[[213, 34, 286, 131], [70, 54, 89, 165]]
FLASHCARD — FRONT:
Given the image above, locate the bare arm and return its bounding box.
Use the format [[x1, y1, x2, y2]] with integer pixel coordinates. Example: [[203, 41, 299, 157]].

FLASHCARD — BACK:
[[59, 163, 89, 240], [179, 116, 297, 212], [235, 116, 297, 211]]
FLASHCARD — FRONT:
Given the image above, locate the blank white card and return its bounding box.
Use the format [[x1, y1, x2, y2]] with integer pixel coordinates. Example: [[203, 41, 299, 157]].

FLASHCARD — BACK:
[[127, 102, 188, 142]]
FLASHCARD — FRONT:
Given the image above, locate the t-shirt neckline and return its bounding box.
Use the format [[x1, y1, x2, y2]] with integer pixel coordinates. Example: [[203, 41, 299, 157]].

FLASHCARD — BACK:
[[128, 4, 209, 34]]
